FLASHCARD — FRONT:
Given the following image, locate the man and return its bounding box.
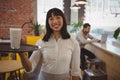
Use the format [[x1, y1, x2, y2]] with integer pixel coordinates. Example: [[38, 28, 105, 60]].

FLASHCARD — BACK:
[[76, 23, 100, 70]]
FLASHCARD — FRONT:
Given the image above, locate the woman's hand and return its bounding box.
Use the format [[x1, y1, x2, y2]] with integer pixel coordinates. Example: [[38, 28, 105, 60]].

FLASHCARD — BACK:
[[18, 52, 26, 56], [21, 36, 26, 44]]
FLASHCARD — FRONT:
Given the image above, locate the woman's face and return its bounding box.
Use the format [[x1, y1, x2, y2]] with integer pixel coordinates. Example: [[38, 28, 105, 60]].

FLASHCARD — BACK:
[[48, 14, 63, 32]]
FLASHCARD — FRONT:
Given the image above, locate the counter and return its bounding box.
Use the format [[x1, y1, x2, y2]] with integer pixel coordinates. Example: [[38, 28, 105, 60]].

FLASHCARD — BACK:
[[85, 42, 120, 80], [0, 39, 10, 43]]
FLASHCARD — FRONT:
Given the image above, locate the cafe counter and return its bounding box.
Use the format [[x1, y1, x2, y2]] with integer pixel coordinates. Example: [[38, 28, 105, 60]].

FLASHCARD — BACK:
[[85, 42, 120, 80]]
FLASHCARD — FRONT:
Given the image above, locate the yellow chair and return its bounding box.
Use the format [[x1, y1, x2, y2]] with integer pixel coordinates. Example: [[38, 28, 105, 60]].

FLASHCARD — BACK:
[[26, 36, 43, 45], [0, 53, 13, 60]]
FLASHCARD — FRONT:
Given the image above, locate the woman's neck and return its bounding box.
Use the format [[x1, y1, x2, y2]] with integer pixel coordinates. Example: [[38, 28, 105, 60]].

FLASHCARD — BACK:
[[53, 31, 60, 41]]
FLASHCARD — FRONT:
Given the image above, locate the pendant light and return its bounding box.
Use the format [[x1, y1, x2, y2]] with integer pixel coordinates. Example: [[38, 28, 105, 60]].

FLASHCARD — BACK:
[[70, 4, 81, 10], [75, 0, 87, 5]]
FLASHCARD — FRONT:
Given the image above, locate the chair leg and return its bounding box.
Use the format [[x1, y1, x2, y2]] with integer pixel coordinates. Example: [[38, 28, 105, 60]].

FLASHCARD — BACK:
[[0, 73, 5, 80], [7, 72, 17, 80]]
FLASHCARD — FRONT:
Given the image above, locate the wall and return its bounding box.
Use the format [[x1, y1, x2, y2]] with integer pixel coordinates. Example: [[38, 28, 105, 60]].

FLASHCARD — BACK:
[[0, 0, 37, 39]]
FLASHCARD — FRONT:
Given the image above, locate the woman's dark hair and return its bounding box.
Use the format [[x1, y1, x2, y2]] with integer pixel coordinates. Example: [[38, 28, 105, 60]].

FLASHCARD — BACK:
[[42, 8, 70, 41], [83, 23, 91, 28]]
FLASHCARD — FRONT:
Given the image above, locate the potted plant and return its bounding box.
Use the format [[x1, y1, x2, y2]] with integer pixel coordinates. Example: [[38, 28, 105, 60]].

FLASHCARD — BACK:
[[70, 22, 83, 33], [113, 27, 120, 39], [31, 21, 41, 36]]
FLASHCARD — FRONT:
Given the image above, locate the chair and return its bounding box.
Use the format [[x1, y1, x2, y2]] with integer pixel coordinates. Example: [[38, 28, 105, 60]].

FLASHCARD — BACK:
[[82, 58, 107, 80], [83, 69, 107, 80], [86, 58, 106, 72]]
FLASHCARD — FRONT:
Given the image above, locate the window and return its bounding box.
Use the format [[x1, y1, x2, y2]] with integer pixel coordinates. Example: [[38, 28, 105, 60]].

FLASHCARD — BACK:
[[37, 0, 63, 25], [110, 0, 120, 17], [84, 0, 120, 31]]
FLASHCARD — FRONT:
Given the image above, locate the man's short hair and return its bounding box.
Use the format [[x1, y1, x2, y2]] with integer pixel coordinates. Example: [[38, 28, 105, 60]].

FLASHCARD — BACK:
[[83, 23, 91, 28]]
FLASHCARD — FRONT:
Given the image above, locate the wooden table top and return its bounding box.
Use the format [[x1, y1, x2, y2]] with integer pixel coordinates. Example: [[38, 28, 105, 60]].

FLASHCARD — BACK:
[[0, 60, 23, 73]]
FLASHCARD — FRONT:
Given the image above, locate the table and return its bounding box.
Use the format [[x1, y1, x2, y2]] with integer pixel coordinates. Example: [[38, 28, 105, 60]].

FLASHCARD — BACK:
[[0, 60, 23, 80], [0, 60, 22, 73], [0, 43, 38, 80]]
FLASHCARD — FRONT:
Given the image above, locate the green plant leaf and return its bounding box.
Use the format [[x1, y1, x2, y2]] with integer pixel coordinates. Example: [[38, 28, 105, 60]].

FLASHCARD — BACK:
[[113, 27, 120, 39], [70, 22, 83, 33]]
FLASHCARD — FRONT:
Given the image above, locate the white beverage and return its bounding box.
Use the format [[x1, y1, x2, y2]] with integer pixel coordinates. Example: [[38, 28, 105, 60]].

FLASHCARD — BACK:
[[10, 28, 22, 49]]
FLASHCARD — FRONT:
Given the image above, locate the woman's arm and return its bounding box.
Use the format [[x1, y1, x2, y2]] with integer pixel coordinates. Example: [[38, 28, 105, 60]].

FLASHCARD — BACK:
[[19, 50, 42, 72], [19, 52, 32, 72], [19, 39, 42, 72]]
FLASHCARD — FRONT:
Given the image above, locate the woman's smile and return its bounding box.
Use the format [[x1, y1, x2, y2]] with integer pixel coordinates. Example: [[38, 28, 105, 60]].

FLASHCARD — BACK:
[[52, 23, 60, 29], [49, 14, 63, 32]]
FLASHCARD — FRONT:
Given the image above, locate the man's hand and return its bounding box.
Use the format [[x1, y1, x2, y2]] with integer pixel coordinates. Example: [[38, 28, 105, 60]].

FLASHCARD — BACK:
[[97, 39, 101, 43], [93, 38, 101, 43]]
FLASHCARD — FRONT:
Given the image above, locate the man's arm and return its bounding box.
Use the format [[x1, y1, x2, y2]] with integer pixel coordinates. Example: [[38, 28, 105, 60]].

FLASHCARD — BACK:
[[76, 32, 92, 44], [88, 34, 101, 43]]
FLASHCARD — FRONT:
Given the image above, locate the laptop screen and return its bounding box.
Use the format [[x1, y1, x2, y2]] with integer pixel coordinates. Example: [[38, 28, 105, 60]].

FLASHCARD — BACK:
[[101, 33, 108, 44]]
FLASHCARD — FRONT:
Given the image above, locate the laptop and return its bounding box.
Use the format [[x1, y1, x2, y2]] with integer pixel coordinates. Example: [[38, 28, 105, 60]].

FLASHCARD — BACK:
[[100, 33, 108, 44]]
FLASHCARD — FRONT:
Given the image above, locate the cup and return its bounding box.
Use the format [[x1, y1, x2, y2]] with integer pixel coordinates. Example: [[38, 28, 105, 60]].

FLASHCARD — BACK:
[[10, 28, 22, 49]]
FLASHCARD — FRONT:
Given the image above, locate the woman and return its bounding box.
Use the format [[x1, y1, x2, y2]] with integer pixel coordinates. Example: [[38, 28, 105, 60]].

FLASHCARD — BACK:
[[19, 8, 81, 80]]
